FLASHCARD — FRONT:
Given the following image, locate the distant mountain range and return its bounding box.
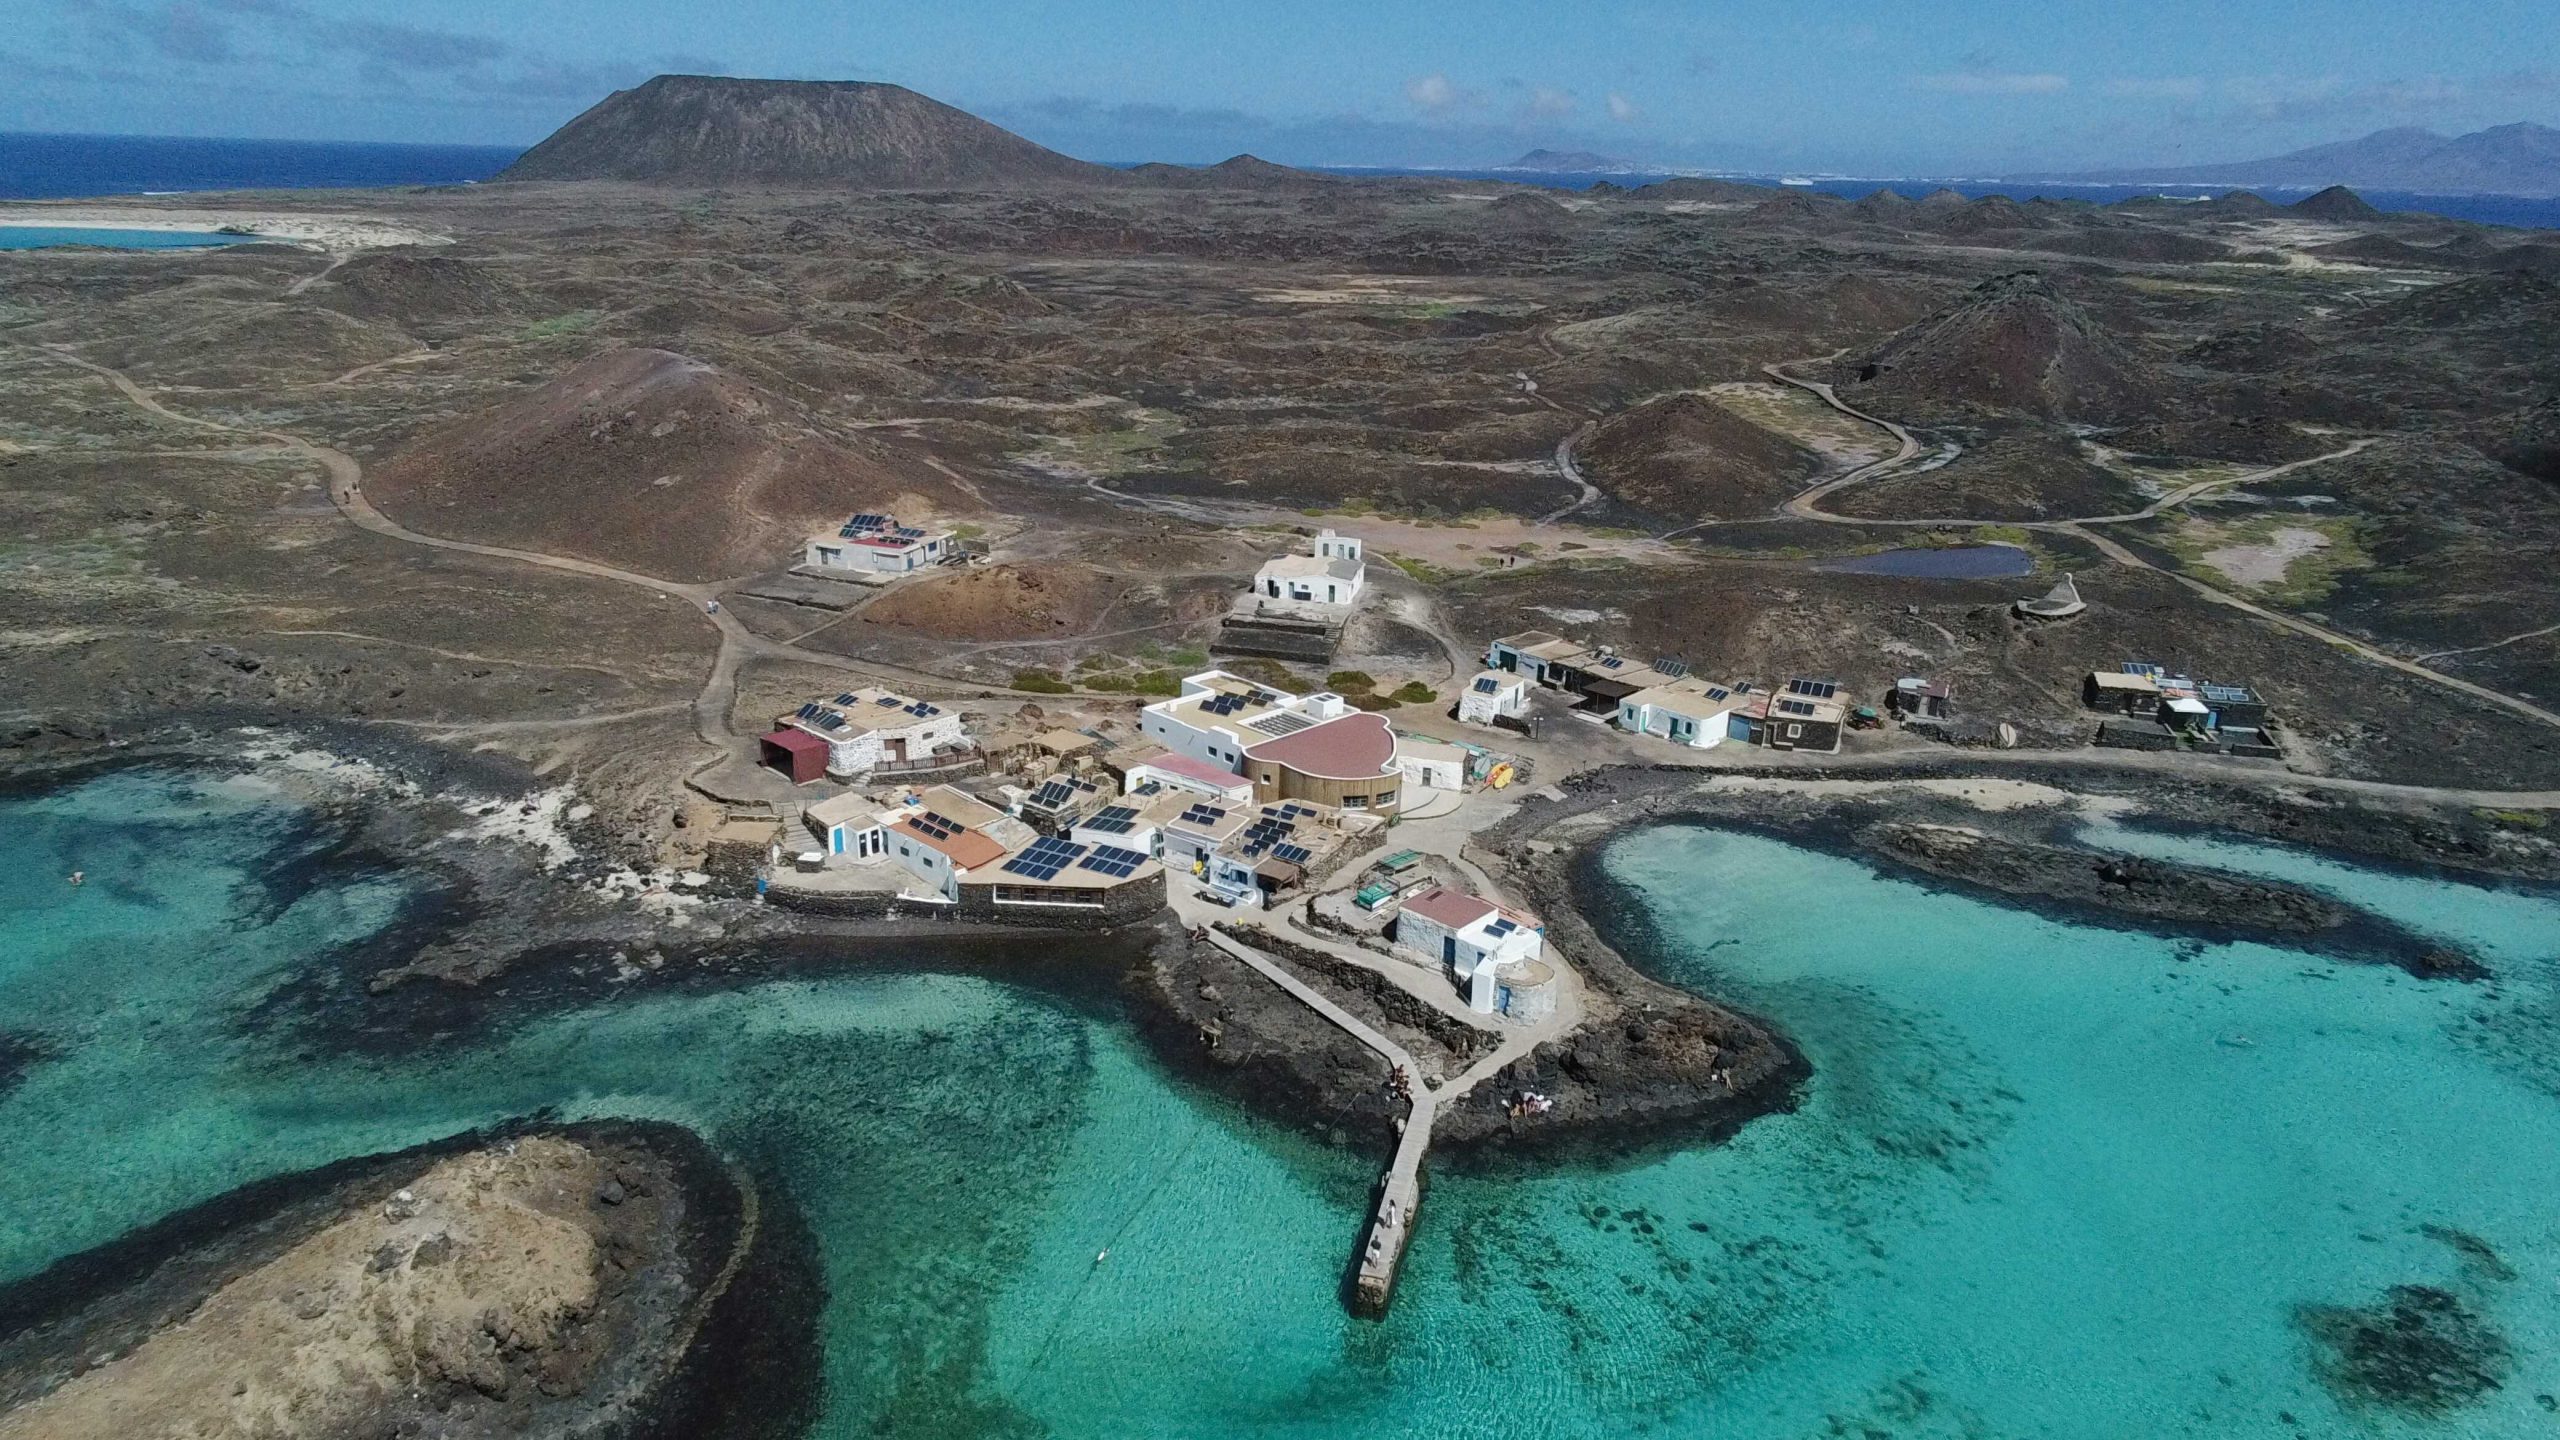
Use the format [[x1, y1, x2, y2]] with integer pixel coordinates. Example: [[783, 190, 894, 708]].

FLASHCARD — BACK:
[[1500, 148, 1636, 174], [2028, 123, 2560, 198]]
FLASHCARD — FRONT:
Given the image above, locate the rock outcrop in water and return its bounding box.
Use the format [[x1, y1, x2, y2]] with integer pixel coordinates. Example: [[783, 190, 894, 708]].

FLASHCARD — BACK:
[[0, 1122, 817, 1440], [2300, 1284, 2514, 1417]]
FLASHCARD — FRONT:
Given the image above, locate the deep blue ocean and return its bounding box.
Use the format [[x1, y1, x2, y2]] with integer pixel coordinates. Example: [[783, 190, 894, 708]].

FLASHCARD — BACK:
[[0, 132, 520, 199], [4, 132, 2553, 232]]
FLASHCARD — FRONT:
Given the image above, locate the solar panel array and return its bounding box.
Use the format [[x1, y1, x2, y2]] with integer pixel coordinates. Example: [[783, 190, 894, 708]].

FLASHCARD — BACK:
[[1775, 699, 1817, 718], [1271, 842, 1312, 865], [876, 695, 904, 708], [839, 512, 892, 537], [1078, 844, 1149, 879], [1031, 778, 1080, 809], [1472, 676, 1501, 695], [1654, 658, 1691, 679], [1485, 917, 1518, 939], [1249, 711, 1314, 738], [911, 811, 963, 842], [1176, 803, 1228, 827], [1785, 678, 1839, 700], [1002, 836, 1088, 881], [1083, 805, 1140, 835]]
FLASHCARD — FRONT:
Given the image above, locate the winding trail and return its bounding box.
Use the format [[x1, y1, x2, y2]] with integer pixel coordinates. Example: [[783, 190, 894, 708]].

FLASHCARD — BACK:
[[1748, 351, 2560, 735], [1533, 421, 1601, 526]]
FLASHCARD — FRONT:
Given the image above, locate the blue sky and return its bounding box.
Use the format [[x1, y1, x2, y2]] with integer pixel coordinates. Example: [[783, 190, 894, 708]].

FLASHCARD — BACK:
[[5, 0, 2556, 172]]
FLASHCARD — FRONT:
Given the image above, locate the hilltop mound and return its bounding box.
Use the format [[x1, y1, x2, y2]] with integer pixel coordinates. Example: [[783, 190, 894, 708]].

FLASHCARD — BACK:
[[2476, 398, 2560, 483], [1125, 154, 1336, 190], [2027, 227, 2233, 263], [2347, 270, 2560, 334], [1479, 189, 1582, 234], [1923, 194, 2054, 235], [368, 347, 960, 582], [498, 74, 1115, 188], [2291, 185, 2385, 221], [305, 250, 523, 330], [1577, 392, 1826, 521], [1622, 177, 1780, 204], [1837, 271, 2163, 422]]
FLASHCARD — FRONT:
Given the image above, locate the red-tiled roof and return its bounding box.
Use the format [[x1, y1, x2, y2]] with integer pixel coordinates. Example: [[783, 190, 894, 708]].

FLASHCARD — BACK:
[[1402, 885, 1495, 931], [1243, 712, 1396, 780], [893, 817, 1007, 870]]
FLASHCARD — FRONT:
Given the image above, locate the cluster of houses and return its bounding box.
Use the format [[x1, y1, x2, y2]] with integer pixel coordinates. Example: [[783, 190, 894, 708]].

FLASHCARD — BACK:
[[2085, 662, 2281, 756], [1215, 530, 1367, 663], [801, 512, 958, 582], [1472, 630, 1858, 754], [799, 780, 1169, 922]]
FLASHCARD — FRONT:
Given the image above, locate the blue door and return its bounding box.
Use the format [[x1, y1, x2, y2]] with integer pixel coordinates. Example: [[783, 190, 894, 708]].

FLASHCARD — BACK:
[[1442, 935, 1457, 964]]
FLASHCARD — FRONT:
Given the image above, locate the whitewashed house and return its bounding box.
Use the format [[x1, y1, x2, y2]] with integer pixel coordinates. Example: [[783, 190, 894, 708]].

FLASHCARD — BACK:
[[766, 688, 971, 782], [1393, 737, 1468, 792], [1253, 530, 1366, 609], [1457, 669, 1530, 726], [1137, 670, 1349, 775], [804, 513, 952, 576], [1121, 750, 1258, 806], [1393, 886, 1547, 1014], [1617, 678, 1745, 750]]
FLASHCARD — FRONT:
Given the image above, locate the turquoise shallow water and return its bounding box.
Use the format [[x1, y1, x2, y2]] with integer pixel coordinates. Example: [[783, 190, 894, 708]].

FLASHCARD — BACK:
[[0, 225, 267, 250], [5, 769, 2560, 1436]]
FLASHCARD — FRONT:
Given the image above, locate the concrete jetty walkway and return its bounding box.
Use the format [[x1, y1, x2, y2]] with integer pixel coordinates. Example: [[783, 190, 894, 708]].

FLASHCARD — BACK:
[[1204, 927, 1434, 1316]]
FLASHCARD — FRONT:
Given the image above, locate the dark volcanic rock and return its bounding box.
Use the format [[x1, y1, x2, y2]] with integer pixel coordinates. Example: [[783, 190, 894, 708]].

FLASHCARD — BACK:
[[1578, 391, 1826, 522], [2291, 184, 2387, 221], [0, 1032, 54, 1102], [2301, 1285, 2514, 1418], [1864, 822, 2488, 979], [498, 74, 1119, 188], [1837, 270, 2164, 423]]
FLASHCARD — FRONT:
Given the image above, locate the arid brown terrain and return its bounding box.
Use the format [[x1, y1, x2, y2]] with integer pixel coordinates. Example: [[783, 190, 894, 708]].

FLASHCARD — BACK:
[[7, 122, 2560, 865]]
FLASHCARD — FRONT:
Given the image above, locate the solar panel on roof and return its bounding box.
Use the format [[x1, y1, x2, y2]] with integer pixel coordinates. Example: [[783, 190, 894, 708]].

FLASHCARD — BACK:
[[1485, 918, 1517, 938], [819, 713, 846, 730], [913, 811, 963, 841], [795, 702, 819, 719], [1472, 677, 1500, 694], [1776, 699, 1815, 717], [1655, 658, 1690, 679], [1271, 842, 1312, 865], [1785, 678, 1838, 699], [1032, 779, 1077, 808], [1083, 806, 1139, 835], [1177, 804, 1227, 826], [1002, 836, 1088, 881], [1077, 844, 1149, 879]]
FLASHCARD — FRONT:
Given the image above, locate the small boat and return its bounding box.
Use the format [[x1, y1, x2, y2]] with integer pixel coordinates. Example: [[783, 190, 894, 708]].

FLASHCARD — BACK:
[[1095, 1248, 1110, 1264], [2217, 1033, 2256, 1048]]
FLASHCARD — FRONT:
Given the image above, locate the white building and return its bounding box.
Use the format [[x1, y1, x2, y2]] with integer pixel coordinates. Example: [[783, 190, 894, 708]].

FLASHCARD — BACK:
[[1617, 678, 1745, 749], [1393, 886, 1548, 1015], [1457, 669, 1530, 726], [804, 513, 951, 576], [1393, 737, 1468, 792], [1137, 670, 1350, 775], [1253, 529, 1366, 609], [803, 790, 896, 860], [882, 787, 1026, 902], [1121, 750, 1258, 806], [770, 688, 970, 782]]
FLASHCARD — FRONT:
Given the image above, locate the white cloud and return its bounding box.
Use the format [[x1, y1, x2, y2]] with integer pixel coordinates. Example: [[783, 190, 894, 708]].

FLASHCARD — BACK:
[[1527, 85, 1575, 119], [2104, 76, 2205, 101], [1917, 71, 2069, 95], [1405, 72, 1457, 111], [1606, 91, 1641, 123]]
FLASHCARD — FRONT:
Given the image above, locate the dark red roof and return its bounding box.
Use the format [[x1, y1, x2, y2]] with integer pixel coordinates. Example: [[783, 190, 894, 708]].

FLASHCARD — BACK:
[[763, 728, 829, 756], [1243, 712, 1396, 780]]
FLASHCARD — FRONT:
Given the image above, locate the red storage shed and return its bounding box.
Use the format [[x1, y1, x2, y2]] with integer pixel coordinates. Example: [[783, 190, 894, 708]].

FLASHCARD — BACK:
[[760, 728, 830, 784]]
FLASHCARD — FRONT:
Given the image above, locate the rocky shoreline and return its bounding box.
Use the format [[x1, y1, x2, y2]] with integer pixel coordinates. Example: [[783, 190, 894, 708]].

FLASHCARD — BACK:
[[0, 1120, 819, 1440]]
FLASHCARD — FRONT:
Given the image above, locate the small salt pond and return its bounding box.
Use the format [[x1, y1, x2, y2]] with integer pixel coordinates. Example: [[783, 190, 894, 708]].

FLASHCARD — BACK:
[[6, 767, 2560, 1436], [1817, 543, 2034, 579], [0, 226, 269, 251]]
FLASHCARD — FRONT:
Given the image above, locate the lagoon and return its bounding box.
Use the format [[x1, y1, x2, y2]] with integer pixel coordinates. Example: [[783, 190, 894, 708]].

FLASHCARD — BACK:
[[5, 767, 2557, 1435], [0, 225, 268, 250]]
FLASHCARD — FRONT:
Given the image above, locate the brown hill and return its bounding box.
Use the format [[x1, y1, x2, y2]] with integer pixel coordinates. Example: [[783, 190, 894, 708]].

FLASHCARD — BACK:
[[1124, 154, 1339, 190], [1837, 271, 2163, 423], [497, 74, 1116, 188], [2346, 269, 2560, 334], [2479, 398, 2560, 483], [305, 250, 524, 330], [2027, 227, 2233, 263], [1578, 392, 1826, 521], [367, 348, 961, 582]]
